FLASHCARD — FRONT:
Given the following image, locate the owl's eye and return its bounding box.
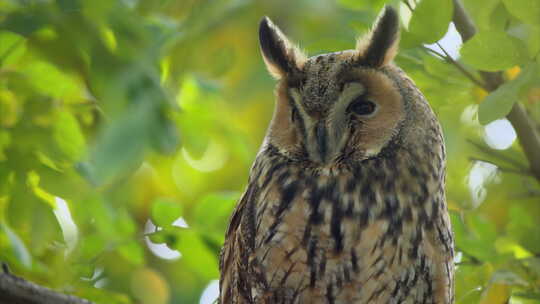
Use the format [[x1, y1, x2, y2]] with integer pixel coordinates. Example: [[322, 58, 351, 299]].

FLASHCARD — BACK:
[[348, 97, 377, 116]]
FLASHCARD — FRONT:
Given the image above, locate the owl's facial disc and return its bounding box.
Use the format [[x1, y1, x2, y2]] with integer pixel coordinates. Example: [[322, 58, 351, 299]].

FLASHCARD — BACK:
[[260, 7, 403, 165], [289, 83, 367, 164]]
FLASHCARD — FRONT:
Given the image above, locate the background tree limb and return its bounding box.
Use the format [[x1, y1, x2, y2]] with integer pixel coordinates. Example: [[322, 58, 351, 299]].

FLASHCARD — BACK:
[[0, 263, 93, 304]]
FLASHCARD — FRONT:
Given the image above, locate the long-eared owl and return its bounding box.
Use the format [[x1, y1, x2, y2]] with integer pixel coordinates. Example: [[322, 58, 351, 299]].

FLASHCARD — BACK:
[[219, 6, 454, 304]]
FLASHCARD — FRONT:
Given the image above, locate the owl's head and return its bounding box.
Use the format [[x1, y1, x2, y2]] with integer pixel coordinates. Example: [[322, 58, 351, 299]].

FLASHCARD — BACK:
[[260, 6, 439, 167]]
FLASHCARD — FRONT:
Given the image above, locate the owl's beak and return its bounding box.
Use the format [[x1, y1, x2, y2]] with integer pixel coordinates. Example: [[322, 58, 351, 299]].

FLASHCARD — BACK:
[[315, 121, 328, 163], [312, 121, 328, 164]]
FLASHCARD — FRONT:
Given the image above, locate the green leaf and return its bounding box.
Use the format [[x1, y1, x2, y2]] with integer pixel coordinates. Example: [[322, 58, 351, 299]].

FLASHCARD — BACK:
[[118, 240, 144, 265], [76, 234, 106, 261], [23, 61, 81, 99], [462, 0, 502, 31], [26, 171, 56, 208], [407, 0, 453, 45], [0, 222, 32, 268], [151, 198, 182, 227], [478, 63, 538, 124], [508, 24, 540, 59], [149, 116, 180, 155], [0, 31, 26, 66], [84, 102, 153, 186], [147, 227, 183, 248], [336, 0, 386, 11], [192, 192, 239, 234], [0, 130, 11, 161], [174, 229, 218, 279], [0, 10, 47, 36], [461, 31, 528, 72], [53, 111, 86, 161], [502, 0, 540, 26]]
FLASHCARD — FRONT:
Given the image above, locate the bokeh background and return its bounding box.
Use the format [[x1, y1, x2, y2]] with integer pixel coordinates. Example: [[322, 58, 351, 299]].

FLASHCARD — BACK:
[[0, 0, 539, 303]]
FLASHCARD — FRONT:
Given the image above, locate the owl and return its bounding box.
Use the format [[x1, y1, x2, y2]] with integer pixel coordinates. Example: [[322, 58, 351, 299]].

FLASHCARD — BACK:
[[219, 6, 454, 304]]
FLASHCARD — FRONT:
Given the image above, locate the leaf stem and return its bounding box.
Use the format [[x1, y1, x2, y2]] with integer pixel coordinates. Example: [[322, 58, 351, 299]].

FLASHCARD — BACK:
[[467, 139, 529, 171], [435, 42, 488, 89]]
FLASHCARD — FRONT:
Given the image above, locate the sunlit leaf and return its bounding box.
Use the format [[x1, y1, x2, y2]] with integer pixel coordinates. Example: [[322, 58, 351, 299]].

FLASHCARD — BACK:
[[0, 30, 26, 66], [76, 234, 106, 261], [193, 192, 239, 233], [26, 171, 56, 208], [478, 63, 539, 124], [173, 229, 219, 279], [502, 0, 540, 26], [407, 0, 453, 45], [461, 0, 501, 31], [336, 0, 386, 11], [151, 198, 183, 227], [480, 283, 510, 304], [118, 240, 144, 265], [0, 222, 32, 268], [0, 90, 19, 128], [23, 61, 81, 99], [461, 31, 528, 72], [0, 130, 11, 162], [53, 111, 86, 162]]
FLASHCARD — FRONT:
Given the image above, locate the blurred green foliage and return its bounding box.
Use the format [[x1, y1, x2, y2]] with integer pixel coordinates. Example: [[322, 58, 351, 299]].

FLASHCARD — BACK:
[[0, 0, 539, 303]]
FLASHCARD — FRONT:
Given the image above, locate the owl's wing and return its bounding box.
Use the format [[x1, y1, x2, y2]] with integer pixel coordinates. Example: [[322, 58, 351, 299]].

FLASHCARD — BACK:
[[219, 184, 258, 303], [428, 207, 455, 303]]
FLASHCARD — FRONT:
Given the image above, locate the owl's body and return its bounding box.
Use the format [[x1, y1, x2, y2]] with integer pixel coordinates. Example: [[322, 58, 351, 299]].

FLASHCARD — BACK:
[[220, 7, 454, 303]]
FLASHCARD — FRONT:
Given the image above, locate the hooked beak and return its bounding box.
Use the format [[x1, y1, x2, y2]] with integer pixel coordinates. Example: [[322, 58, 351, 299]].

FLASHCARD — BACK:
[[307, 121, 330, 164], [315, 122, 327, 163]]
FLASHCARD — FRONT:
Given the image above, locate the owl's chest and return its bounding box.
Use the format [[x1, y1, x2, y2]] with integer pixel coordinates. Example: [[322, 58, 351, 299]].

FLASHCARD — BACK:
[[248, 169, 428, 301]]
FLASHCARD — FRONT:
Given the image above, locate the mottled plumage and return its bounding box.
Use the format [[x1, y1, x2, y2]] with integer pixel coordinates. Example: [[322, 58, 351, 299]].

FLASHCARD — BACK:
[[220, 6, 454, 303]]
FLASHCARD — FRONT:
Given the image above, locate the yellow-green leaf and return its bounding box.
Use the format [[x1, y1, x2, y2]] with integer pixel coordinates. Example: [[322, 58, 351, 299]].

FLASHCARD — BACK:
[[407, 0, 453, 45], [478, 63, 538, 124], [54, 111, 86, 162], [151, 198, 182, 227], [461, 31, 528, 72]]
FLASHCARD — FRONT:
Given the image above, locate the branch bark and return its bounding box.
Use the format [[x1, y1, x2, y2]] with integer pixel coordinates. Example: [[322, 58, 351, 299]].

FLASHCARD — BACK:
[[452, 0, 540, 182], [0, 265, 93, 304]]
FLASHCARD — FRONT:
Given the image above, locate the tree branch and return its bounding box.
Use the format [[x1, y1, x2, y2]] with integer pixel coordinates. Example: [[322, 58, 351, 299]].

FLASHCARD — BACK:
[[0, 263, 93, 304], [507, 104, 540, 181], [452, 0, 540, 182], [467, 139, 529, 171], [451, 0, 476, 42], [435, 42, 487, 89]]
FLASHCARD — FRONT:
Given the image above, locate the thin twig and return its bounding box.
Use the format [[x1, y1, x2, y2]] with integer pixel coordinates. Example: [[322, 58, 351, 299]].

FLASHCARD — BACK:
[[422, 46, 446, 60], [401, 0, 414, 12], [456, 247, 482, 265], [435, 42, 487, 89], [0, 271, 94, 304], [405, 1, 487, 89], [467, 139, 529, 171], [468, 157, 532, 176]]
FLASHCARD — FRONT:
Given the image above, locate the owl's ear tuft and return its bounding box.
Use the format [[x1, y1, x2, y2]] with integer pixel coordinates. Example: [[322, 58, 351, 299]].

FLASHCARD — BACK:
[[357, 6, 400, 67], [259, 17, 306, 79]]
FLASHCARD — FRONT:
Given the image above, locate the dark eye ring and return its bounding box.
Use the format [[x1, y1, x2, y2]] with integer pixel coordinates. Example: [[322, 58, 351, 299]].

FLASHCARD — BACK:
[[349, 98, 377, 116]]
